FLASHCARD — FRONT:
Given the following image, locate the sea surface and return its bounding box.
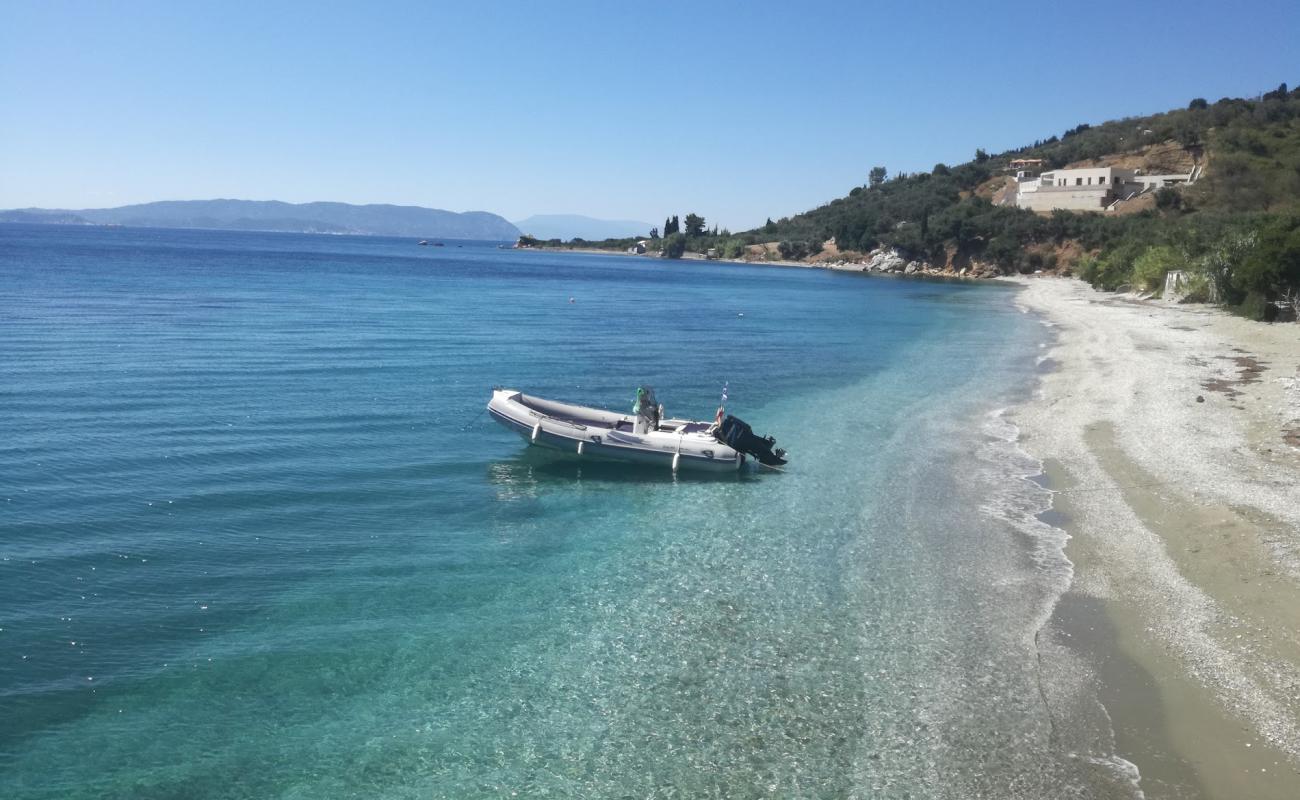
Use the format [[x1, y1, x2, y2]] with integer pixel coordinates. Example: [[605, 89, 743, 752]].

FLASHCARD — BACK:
[[1, 225, 1132, 798]]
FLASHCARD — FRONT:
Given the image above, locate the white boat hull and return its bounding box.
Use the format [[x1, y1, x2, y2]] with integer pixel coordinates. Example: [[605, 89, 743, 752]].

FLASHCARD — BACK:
[[487, 389, 745, 473]]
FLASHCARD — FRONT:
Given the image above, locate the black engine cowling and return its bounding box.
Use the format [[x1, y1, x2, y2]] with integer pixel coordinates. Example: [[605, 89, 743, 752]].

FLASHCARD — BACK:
[[716, 415, 787, 466]]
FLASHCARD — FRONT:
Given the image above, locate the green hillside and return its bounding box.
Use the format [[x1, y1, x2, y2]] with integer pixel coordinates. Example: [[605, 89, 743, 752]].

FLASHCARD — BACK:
[[750, 83, 1300, 318], [556, 84, 1298, 319]]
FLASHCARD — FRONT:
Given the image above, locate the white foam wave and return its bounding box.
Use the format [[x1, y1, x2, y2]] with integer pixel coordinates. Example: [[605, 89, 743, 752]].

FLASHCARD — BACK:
[[973, 407, 1155, 800]]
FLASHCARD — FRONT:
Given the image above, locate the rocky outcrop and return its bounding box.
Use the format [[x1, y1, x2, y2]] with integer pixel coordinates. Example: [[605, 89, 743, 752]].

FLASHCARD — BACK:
[[819, 247, 1003, 279], [866, 249, 908, 273]]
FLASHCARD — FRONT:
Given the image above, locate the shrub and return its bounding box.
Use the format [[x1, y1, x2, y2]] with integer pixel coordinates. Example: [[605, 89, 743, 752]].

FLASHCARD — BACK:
[[661, 233, 686, 259], [1154, 187, 1183, 211], [888, 225, 927, 257], [1080, 242, 1143, 291], [1235, 291, 1275, 321], [1235, 217, 1300, 298], [1180, 272, 1214, 303], [778, 240, 811, 260], [1074, 254, 1099, 281], [1196, 227, 1257, 305], [1094, 257, 1132, 290], [1132, 245, 1181, 292]]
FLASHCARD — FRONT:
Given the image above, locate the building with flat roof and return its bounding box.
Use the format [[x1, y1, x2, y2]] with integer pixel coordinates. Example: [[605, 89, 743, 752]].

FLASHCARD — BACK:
[[1015, 165, 1196, 212]]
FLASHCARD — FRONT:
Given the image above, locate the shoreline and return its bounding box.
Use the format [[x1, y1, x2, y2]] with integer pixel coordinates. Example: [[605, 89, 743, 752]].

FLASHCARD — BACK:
[[515, 244, 807, 268], [1007, 276, 1300, 799], [516, 245, 997, 280]]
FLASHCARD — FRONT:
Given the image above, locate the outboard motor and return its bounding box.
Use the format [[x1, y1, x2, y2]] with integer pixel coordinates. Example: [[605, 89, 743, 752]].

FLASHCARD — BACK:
[[716, 415, 787, 467]]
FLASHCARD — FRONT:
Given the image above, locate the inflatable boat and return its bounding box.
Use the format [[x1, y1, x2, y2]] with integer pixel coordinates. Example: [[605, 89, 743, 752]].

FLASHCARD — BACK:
[[486, 387, 787, 473]]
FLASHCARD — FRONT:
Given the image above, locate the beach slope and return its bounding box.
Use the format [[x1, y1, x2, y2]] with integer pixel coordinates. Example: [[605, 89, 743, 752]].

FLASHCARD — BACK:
[[1009, 276, 1300, 799]]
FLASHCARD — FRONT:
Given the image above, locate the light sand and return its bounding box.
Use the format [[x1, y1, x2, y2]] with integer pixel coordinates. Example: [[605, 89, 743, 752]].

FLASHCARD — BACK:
[[1007, 276, 1300, 799]]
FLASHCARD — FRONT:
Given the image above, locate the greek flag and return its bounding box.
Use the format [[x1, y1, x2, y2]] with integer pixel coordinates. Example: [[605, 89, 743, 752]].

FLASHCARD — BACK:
[[720, 382, 728, 405]]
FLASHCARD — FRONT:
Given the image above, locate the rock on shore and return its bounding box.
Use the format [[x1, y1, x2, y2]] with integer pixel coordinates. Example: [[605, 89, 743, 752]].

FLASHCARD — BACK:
[[820, 247, 1001, 279]]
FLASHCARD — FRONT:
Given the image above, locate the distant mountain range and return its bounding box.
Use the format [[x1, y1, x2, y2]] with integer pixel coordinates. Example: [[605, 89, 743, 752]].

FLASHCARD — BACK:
[[513, 214, 653, 241], [0, 199, 521, 240]]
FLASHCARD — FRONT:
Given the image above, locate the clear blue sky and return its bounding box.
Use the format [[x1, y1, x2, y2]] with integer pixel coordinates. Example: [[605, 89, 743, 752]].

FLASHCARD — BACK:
[[3, 1, 1297, 231]]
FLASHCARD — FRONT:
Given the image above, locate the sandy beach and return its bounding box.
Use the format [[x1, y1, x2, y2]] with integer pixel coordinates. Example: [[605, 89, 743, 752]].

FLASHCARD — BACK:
[[1008, 276, 1300, 799]]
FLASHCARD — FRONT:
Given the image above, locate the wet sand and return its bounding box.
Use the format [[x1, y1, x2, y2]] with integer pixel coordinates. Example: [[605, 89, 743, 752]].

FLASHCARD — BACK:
[[1008, 277, 1300, 799]]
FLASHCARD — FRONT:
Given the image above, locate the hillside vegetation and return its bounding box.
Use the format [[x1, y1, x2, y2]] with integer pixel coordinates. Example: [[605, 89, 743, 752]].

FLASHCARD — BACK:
[[554, 83, 1300, 320], [761, 82, 1300, 319]]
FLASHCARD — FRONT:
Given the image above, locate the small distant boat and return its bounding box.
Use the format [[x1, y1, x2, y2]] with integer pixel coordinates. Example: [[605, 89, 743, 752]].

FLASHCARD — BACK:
[[487, 387, 787, 473], [433, 242, 445, 247], [418, 240, 429, 246]]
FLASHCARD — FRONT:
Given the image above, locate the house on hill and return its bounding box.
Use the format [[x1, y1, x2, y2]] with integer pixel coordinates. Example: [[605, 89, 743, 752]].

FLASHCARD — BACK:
[[1015, 165, 1197, 212], [1007, 158, 1044, 177]]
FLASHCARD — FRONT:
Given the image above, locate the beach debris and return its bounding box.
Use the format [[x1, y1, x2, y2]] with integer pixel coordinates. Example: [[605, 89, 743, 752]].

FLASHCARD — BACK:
[[1202, 354, 1267, 400], [1197, 396, 1205, 403]]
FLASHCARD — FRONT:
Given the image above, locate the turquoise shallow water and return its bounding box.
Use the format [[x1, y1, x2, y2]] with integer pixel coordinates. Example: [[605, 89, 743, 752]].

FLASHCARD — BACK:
[[1, 225, 1127, 798]]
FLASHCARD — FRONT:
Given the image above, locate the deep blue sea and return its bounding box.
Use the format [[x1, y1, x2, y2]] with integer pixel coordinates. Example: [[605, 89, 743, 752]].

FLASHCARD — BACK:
[[1, 225, 1130, 798]]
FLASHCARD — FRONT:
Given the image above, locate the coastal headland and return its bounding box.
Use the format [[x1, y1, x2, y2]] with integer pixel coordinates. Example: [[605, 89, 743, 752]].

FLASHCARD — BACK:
[[1009, 277, 1300, 799]]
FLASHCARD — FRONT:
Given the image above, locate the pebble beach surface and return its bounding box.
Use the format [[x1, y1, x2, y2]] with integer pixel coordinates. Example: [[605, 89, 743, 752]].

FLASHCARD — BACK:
[[1008, 276, 1300, 799]]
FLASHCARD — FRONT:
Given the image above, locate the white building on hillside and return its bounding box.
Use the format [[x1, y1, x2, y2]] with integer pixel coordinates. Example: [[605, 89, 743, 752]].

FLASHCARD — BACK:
[[1015, 165, 1197, 212]]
